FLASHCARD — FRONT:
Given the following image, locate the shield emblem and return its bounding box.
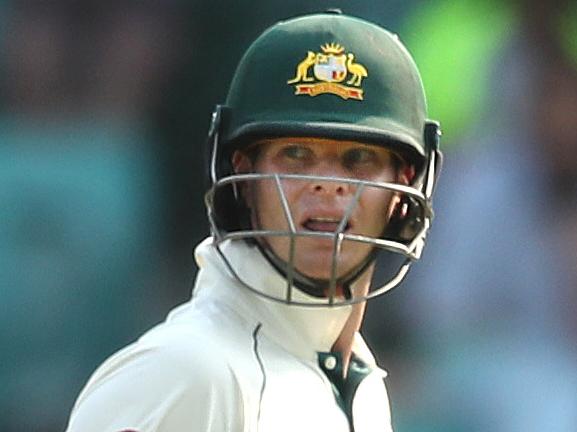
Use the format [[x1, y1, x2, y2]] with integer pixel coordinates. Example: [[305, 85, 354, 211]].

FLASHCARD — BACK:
[[313, 54, 347, 83]]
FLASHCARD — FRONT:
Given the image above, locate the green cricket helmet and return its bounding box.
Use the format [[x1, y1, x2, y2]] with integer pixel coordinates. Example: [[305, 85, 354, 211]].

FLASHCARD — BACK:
[[205, 11, 442, 306]]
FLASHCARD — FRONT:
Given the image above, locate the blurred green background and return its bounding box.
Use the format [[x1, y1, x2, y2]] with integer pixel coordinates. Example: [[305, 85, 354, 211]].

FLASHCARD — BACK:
[[1, 1, 577, 431]]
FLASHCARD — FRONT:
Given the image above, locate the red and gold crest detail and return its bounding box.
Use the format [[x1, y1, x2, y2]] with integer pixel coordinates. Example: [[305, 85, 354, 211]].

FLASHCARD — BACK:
[[287, 43, 368, 100]]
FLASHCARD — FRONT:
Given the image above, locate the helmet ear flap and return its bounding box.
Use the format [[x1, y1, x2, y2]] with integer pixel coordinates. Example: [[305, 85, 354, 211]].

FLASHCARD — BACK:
[[211, 183, 252, 233], [385, 122, 441, 244], [385, 195, 425, 243], [206, 105, 252, 234]]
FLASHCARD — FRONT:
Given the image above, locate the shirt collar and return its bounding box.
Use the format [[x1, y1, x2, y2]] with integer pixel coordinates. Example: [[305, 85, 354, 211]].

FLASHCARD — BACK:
[[190, 237, 353, 362]]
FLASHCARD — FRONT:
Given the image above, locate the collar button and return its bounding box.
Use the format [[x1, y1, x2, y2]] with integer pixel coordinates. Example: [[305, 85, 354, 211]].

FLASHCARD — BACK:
[[324, 355, 337, 370]]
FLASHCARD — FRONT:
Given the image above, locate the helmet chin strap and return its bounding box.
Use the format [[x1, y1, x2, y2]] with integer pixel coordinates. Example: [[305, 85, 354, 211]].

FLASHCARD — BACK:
[[254, 238, 378, 302]]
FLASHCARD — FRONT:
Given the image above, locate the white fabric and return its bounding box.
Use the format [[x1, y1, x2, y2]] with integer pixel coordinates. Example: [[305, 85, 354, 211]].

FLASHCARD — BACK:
[[66, 237, 393, 432]]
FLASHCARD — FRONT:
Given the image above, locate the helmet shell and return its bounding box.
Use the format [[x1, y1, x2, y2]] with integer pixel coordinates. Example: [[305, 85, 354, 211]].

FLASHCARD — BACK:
[[222, 12, 429, 171], [205, 12, 443, 304]]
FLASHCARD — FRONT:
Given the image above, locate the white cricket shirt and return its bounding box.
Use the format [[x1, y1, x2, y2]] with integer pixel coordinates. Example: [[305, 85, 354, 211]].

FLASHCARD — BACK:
[[66, 237, 393, 432]]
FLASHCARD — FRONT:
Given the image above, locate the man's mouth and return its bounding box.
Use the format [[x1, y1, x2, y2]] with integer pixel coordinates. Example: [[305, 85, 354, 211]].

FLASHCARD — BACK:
[[302, 217, 351, 232]]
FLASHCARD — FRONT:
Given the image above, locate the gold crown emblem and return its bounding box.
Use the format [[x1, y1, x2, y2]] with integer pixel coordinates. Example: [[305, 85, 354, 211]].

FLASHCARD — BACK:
[[286, 43, 368, 101], [320, 43, 344, 55]]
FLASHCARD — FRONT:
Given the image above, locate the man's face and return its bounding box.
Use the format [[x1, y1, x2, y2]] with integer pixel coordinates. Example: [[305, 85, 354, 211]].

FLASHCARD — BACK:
[[233, 137, 403, 281]]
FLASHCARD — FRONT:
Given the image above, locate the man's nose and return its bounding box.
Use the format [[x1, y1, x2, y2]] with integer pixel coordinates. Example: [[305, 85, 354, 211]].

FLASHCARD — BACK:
[[308, 163, 352, 196], [311, 180, 347, 195]]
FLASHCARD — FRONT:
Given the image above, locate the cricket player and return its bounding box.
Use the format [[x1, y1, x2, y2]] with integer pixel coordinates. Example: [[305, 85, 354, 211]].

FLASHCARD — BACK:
[[66, 10, 441, 432]]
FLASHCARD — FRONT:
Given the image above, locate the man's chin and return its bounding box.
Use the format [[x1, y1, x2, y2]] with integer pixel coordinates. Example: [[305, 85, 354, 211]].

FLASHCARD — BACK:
[[290, 274, 348, 299], [267, 241, 369, 283], [292, 258, 355, 282]]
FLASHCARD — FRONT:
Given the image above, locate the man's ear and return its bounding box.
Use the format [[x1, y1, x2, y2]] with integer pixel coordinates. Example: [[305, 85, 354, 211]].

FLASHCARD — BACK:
[[397, 164, 415, 186], [232, 150, 253, 174], [386, 163, 415, 220]]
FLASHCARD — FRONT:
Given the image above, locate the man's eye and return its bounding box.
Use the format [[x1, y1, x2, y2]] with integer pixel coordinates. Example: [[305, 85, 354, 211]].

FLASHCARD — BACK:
[[281, 145, 313, 160], [342, 148, 376, 168]]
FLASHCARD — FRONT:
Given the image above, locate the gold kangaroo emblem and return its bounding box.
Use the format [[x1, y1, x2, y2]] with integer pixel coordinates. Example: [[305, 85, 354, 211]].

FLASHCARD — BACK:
[[287, 51, 316, 84], [346, 53, 368, 86]]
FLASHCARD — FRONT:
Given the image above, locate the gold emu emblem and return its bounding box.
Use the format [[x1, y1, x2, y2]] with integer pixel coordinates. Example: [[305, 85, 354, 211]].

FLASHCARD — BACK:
[[287, 43, 368, 100]]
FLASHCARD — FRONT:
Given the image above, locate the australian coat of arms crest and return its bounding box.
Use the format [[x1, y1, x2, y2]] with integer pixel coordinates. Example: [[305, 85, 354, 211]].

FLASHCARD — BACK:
[[287, 43, 368, 100]]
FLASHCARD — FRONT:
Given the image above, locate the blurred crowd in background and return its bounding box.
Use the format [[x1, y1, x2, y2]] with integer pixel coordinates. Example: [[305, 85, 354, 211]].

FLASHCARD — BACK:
[[1, 0, 576, 431]]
